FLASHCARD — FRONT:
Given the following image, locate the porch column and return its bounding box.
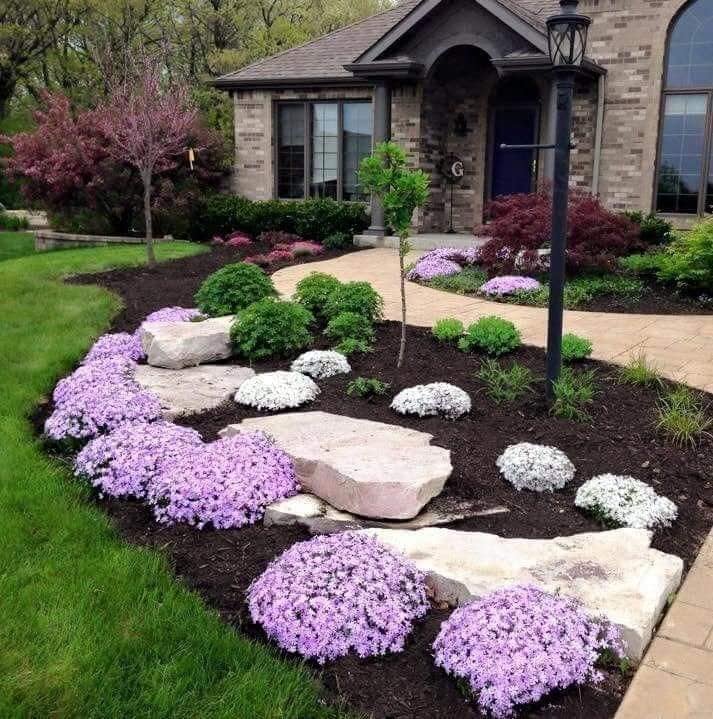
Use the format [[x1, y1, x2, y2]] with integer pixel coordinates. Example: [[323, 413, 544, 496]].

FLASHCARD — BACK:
[[366, 80, 392, 236]]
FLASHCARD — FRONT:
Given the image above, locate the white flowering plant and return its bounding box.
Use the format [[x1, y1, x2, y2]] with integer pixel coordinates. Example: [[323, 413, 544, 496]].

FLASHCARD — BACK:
[[575, 474, 678, 530], [496, 442, 575, 492], [390, 382, 471, 420], [235, 371, 320, 411], [290, 350, 351, 379]]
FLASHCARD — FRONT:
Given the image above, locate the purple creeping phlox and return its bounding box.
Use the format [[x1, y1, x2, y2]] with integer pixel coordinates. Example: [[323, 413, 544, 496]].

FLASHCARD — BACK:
[[479, 276, 542, 297], [147, 431, 298, 529], [45, 357, 162, 441], [433, 585, 623, 718], [247, 532, 429, 664], [75, 421, 203, 498], [82, 332, 145, 363], [407, 257, 462, 281], [140, 306, 204, 328]]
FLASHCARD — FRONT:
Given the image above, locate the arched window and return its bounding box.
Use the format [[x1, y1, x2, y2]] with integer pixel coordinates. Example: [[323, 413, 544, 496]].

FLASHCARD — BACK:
[[656, 0, 713, 214]]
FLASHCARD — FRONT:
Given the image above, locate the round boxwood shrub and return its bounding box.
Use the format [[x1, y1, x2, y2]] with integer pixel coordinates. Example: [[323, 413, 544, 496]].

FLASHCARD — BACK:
[[194, 262, 276, 316], [294, 272, 342, 319], [324, 311, 375, 344], [458, 315, 521, 356], [231, 299, 313, 360], [432, 317, 464, 343], [324, 281, 384, 322]]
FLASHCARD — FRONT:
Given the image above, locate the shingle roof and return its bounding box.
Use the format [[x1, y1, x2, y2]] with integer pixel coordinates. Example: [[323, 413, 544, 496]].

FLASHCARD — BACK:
[[215, 0, 560, 87]]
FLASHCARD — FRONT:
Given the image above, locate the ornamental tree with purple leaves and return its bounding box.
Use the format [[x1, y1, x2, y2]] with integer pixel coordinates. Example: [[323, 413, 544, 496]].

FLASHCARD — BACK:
[[83, 332, 145, 363], [248, 532, 429, 663], [147, 431, 298, 529], [75, 421, 203, 498], [433, 585, 623, 718]]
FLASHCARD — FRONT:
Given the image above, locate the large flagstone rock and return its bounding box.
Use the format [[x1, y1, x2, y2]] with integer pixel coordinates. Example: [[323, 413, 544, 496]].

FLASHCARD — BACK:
[[264, 493, 509, 533], [134, 364, 255, 419], [219, 411, 452, 519], [141, 316, 233, 369], [362, 527, 683, 659]]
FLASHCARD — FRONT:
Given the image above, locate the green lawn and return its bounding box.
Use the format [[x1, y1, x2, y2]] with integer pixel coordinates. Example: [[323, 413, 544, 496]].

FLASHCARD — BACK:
[[0, 243, 347, 719], [0, 231, 35, 262]]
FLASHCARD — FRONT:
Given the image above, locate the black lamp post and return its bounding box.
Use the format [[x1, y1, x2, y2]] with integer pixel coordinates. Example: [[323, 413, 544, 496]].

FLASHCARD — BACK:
[[544, 0, 591, 398]]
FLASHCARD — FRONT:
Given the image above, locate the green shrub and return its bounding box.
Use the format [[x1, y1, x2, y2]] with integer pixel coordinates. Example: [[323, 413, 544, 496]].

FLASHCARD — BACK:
[[623, 211, 674, 245], [458, 316, 521, 356], [324, 281, 383, 322], [0, 211, 29, 231], [346, 377, 390, 399], [561, 333, 593, 362], [550, 367, 596, 422], [657, 218, 713, 290], [620, 252, 668, 278], [323, 232, 353, 250], [509, 274, 644, 309], [617, 352, 662, 387], [656, 386, 711, 446], [294, 272, 342, 319], [230, 299, 313, 360], [332, 337, 373, 356], [432, 317, 464, 343], [426, 267, 487, 294], [476, 359, 534, 403], [191, 194, 369, 242], [324, 311, 374, 344], [195, 262, 276, 316]]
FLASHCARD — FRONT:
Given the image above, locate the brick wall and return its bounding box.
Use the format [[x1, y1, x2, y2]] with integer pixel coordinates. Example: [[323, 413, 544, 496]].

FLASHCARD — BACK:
[[570, 76, 598, 190]]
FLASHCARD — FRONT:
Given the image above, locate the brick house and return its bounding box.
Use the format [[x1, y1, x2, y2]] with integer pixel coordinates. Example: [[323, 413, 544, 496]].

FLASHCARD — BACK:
[[215, 0, 713, 235]]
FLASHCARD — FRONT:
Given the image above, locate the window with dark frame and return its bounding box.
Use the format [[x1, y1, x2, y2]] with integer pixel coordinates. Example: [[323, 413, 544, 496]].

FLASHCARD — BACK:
[[276, 100, 372, 201], [656, 0, 713, 215]]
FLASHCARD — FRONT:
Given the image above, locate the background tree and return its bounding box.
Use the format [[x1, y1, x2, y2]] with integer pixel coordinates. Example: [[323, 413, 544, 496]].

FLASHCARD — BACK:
[[359, 141, 429, 368]]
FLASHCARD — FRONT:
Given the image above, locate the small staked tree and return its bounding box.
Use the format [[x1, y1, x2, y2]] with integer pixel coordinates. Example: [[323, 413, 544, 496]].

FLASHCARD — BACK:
[[359, 141, 429, 368], [98, 61, 197, 266]]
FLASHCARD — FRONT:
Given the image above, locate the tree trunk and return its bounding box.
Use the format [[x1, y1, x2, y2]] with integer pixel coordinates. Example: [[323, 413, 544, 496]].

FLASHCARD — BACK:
[[397, 237, 407, 369], [141, 171, 156, 267], [0, 72, 16, 119]]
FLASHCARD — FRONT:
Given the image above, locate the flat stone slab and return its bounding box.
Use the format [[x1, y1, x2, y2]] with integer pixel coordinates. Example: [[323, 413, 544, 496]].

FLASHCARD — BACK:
[[220, 411, 452, 519], [141, 316, 233, 369], [362, 527, 683, 659], [134, 364, 255, 419], [265, 493, 509, 533]]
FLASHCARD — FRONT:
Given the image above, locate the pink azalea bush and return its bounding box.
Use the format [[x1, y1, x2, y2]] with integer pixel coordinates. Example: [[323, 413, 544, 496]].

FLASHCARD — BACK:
[[82, 332, 145, 363], [480, 276, 542, 297], [45, 358, 162, 441], [225, 231, 253, 248], [141, 306, 204, 326], [286, 241, 324, 257], [74, 421, 203, 498], [247, 532, 429, 663], [266, 249, 294, 264], [147, 431, 298, 529], [433, 585, 623, 718]]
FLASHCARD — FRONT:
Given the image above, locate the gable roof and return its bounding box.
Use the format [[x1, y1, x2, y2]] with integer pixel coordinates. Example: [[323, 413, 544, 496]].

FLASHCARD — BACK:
[[214, 0, 563, 89]]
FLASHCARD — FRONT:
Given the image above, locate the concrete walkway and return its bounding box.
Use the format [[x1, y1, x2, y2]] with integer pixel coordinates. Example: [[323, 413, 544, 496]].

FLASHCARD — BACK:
[[274, 248, 713, 391]]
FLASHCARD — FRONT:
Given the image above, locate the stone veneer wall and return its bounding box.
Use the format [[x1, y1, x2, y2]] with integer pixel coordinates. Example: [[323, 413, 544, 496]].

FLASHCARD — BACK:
[[232, 86, 373, 200], [581, 0, 690, 213]]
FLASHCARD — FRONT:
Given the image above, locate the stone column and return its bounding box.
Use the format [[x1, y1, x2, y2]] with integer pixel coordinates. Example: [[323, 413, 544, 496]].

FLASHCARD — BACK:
[[365, 80, 392, 236]]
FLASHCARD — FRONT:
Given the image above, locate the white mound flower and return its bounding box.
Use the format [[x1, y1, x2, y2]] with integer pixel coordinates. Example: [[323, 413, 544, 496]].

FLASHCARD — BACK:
[[496, 442, 575, 492], [290, 350, 351, 379], [391, 382, 471, 420], [235, 371, 320, 411], [575, 474, 678, 530]]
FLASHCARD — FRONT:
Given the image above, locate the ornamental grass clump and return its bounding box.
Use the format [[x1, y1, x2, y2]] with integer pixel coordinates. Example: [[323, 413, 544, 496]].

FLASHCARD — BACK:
[[45, 358, 162, 442], [561, 333, 593, 363], [479, 276, 541, 297], [235, 371, 320, 411], [82, 332, 145, 363], [575, 474, 678, 530], [194, 262, 276, 316], [391, 382, 471, 420], [551, 367, 596, 422], [433, 585, 623, 718], [147, 431, 298, 529], [656, 386, 712, 447], [476, 359, 534, 404], [290, 350, 351, 379], [75, 421, 203, 498], [496, 442, 575, 492], [459, 316, 521, 356], [247, 532, 429, 663]]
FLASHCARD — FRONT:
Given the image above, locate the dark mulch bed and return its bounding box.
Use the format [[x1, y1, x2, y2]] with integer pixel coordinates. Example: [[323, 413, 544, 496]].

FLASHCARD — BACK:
[[46, 246, 713, 719], [575, 287, 713, 315]]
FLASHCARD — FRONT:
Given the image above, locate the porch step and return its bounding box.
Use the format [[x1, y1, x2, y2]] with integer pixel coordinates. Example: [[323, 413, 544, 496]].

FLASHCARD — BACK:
[[354, 233, 489, 251]]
